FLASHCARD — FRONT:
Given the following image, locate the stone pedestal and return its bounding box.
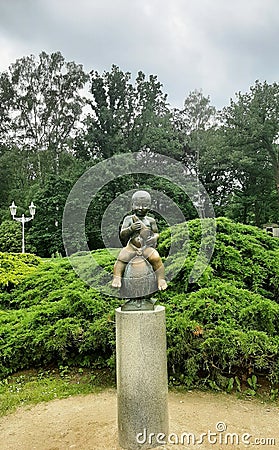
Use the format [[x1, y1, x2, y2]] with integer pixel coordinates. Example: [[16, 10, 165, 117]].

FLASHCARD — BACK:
[[116, 306, 169, 449]]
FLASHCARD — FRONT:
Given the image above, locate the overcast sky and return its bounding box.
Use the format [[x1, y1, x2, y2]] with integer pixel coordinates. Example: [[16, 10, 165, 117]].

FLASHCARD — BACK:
[[0, 0, 278, 109]]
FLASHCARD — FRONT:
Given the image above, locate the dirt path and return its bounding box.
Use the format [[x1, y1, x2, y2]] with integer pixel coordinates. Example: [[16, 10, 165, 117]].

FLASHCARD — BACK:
[[0, 389, 278, 450]]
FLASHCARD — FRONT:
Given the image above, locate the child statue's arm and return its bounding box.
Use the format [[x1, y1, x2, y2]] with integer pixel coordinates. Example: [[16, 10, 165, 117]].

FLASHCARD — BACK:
[[120, 216, 141, 244], [146, 218, 159, 247]]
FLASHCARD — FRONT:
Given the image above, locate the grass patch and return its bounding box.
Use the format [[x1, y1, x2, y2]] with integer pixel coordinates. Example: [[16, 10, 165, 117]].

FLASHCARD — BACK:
[[0, 367, 115, 417], [0, 369, 278, 419]]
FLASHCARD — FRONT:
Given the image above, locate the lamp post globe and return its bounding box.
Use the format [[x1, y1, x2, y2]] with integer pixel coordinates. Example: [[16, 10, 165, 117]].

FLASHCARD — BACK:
[[9, 201, 17, 218], [29, 201, 36, 218]]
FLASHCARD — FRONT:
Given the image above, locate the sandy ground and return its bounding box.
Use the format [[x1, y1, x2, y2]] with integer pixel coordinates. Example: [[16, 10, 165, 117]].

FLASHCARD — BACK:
[[0, 389, 278, 450]]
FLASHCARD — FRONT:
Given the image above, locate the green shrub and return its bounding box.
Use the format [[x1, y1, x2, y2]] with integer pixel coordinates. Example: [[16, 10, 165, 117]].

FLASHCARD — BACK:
[[1, 218, 279, 394], [158, 217, 279, 299], [0, 252, 41, 292], [158, 218, 279, 389]]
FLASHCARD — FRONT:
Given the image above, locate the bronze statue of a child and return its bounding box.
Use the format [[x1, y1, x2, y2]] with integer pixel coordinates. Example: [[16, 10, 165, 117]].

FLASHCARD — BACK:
[[112, 190, 167, 291]]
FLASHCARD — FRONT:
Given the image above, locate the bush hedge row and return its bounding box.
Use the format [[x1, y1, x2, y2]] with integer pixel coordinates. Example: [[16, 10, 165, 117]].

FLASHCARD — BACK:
[[1, 217, 279, 393]]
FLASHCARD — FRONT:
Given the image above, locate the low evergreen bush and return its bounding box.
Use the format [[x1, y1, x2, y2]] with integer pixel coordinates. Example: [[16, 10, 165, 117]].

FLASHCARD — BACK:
[[1, 217, 279, 394], [0, 252, 41, 292]]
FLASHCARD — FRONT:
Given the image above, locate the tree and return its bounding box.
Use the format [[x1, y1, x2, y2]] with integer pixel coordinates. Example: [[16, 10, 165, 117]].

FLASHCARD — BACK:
[[0, 51, 88, 179], [0, 220, 22, 252], [175, 89, 217, 173], [172, 90, 233, 215], [0, 145, 41, 225], [222, 80, 279, 224], [0, 146, 14, 211], [29, 175, 75, 257], [0, 220, 36, 253], [81, 65, 180, 159]]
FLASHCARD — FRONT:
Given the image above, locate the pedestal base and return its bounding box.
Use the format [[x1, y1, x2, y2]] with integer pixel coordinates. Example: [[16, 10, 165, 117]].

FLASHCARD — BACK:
[[116, 306, 169, 449]]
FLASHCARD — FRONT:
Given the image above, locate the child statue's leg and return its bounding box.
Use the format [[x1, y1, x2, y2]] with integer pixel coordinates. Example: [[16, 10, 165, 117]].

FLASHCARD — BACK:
[[112, 246, 137, 288], [145, 249, 167, 291], [155, 263, 168, 290], [112, 260, 127, 288]]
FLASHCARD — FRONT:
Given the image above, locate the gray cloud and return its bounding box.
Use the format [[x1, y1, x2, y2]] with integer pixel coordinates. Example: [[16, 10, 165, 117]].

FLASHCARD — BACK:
[[0, 0, 279, 108]]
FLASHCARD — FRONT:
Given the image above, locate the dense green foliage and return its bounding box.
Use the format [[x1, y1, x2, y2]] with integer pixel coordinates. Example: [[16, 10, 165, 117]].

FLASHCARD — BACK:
[[157, 218, 279, 391], [221, 81, 279, 225], [0, 256, 119, 378], [1, 51, 279, 256], [1, 218, 279, 396], [0, 252, 41, 291], [1, 50, 279, 397]]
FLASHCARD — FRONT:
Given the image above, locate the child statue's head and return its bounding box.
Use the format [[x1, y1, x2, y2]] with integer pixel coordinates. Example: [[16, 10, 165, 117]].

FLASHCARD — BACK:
[[132, 190, 151, 217]]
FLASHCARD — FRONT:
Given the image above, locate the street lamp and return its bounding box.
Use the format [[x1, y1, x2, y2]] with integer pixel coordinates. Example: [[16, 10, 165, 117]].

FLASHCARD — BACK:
[[9, 201, 36, 253]]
